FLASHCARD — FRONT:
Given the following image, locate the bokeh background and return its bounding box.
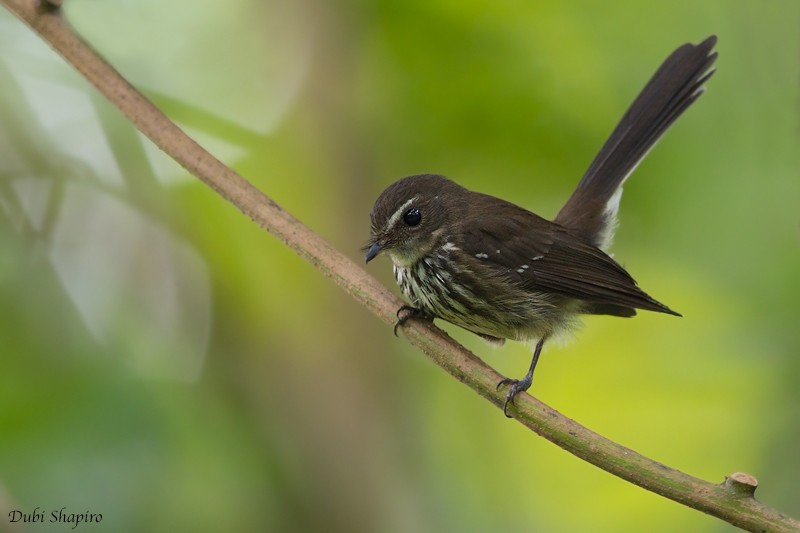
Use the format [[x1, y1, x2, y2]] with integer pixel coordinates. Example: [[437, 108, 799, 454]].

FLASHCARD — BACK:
[[1, 1, 798, 531]]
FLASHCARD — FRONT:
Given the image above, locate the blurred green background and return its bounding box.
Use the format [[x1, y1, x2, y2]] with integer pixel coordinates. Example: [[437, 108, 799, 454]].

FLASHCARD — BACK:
[[1, 1, 798, 531]]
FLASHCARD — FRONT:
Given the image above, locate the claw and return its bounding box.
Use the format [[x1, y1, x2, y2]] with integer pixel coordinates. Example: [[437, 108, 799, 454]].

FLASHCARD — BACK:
[[393, 305, 428, 336], [502, 393, 516, 418], [496, 376, 532, 418], [495, 377, 514, 391], [496, 338, 545, 418]]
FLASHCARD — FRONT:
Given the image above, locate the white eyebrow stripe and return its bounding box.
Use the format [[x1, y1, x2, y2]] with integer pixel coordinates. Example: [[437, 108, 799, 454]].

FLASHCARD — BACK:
[[384, 196, 418, 233]]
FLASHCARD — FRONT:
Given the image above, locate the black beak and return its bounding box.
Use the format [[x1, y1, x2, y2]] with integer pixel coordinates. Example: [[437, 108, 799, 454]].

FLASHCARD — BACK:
[[365, 242, 383, 263]]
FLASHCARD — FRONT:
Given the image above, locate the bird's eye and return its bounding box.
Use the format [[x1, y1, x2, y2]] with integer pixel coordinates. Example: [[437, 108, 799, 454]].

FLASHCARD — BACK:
[[403, 208, 422, 227]]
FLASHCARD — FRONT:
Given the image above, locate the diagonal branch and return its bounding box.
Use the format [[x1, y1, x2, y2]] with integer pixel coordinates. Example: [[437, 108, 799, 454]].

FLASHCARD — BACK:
[[2, 2, 798, 531]]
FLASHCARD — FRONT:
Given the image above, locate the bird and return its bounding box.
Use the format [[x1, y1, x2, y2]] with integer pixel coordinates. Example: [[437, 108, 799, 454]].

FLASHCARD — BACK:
[[365, 36, 717, 417]]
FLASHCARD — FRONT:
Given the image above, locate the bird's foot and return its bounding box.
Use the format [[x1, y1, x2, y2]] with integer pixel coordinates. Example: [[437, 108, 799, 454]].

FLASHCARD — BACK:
[[393, 305, 431, 336], [496, 373, 533, 418]]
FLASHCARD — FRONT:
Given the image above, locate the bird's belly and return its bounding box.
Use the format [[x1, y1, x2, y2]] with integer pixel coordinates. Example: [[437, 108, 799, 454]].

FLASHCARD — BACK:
[[393, 259, 572, 342]]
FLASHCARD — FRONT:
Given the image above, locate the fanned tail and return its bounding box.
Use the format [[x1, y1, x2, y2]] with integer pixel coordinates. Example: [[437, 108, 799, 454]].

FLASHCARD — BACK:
[[555, 36, 718, 250]]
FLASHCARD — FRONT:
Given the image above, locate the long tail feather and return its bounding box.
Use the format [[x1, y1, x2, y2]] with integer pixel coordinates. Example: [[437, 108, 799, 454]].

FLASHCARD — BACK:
[[555, 36, 718, 249]]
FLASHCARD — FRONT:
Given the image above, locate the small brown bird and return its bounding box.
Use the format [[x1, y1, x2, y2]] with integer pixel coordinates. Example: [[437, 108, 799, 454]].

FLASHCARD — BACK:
[[365, 36, 717, 416]]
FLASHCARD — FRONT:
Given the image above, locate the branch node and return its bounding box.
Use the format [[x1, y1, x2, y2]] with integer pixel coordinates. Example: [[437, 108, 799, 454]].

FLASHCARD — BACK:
[[723, 472, 759, 498]]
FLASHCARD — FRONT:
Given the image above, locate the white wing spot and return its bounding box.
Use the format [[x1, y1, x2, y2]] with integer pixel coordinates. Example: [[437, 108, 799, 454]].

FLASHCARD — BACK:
[[475, 253, 489, 259], [531, 255, 544, 261], [442, 242, 459, 252], [516, 268, 525, 274], [521, 264, 529, 269], [495, 249, 501, 254]]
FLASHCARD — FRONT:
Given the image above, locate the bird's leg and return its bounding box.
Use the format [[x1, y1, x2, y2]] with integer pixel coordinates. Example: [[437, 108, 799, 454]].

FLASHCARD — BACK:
[[393, 305, 432, 336], [496, 338, 545, 417]]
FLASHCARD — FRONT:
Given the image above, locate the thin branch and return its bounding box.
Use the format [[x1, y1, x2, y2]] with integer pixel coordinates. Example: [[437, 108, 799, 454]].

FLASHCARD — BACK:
[[2, 2, 798, 532]]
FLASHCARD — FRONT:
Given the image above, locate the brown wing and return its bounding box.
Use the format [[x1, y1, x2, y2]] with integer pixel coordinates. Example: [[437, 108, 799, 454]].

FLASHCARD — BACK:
[[459, 195, 679, 316]]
